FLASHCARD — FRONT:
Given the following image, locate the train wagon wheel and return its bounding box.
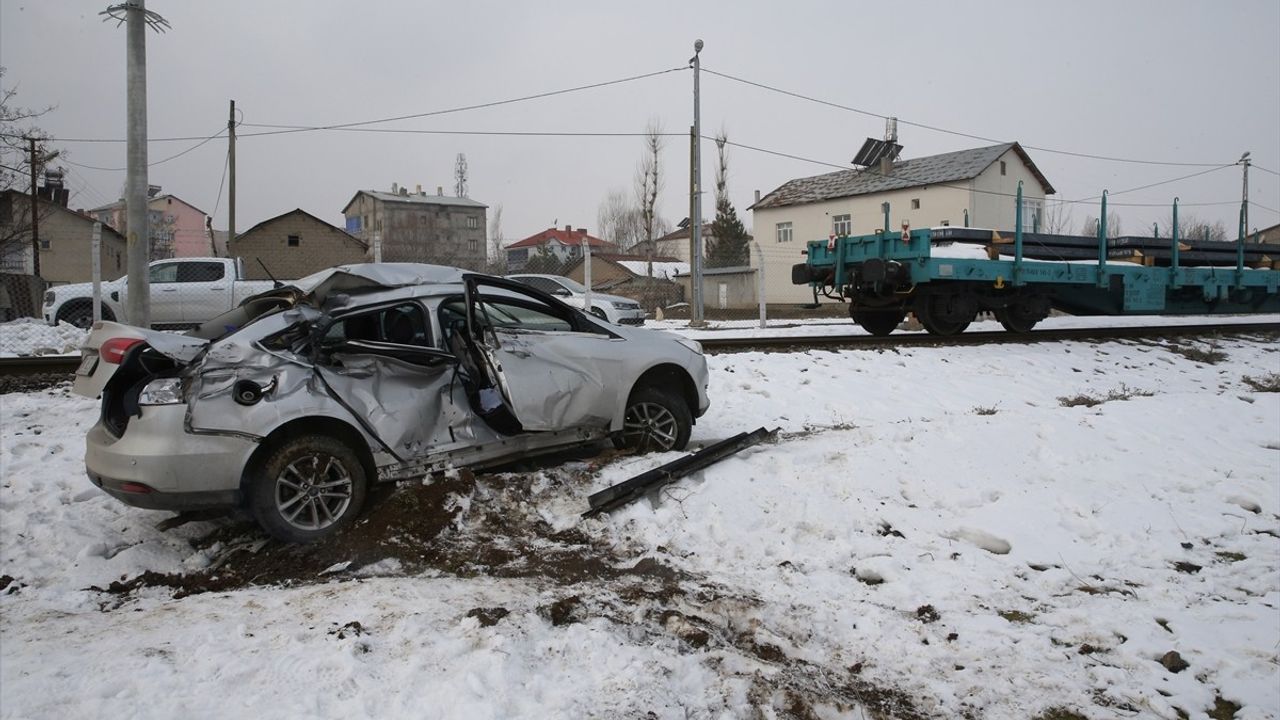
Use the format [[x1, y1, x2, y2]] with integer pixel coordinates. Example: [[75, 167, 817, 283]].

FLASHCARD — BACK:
[[915, 293, 974, 336], [850, 306, 906, 337], [995, 305, 1040, 333]]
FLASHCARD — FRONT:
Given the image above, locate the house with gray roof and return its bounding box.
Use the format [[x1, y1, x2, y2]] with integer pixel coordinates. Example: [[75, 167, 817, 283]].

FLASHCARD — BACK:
[[342, 184, 488, 269], [751, 142, 1055, 302]]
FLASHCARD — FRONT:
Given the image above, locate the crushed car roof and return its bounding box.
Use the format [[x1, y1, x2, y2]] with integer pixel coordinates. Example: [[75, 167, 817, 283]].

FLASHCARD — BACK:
[[288, 263, 468, 302]]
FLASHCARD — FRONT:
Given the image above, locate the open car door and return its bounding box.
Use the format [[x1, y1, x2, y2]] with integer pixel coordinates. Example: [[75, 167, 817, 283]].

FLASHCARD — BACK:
[[460, 275, 622, 433]]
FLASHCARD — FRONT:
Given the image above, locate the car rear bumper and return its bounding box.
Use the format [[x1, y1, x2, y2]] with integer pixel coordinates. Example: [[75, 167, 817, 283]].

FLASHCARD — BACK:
[[84, 406, 259, 510]]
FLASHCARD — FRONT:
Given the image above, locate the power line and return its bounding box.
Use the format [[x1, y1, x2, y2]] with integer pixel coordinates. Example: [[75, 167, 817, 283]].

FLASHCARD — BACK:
[[61, 129, 224, 171], [702, 67, 1239, 169], [715, 136, 1261, 209], [238, 126, 687, 139], [1073, 164, 1238, 202], [1254, 164, 1280, 177], [235, 66, 688, 138]]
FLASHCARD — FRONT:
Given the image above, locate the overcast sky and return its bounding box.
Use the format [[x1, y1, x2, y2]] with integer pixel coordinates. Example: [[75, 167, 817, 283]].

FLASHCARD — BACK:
[[2, 0, 1277, 244]]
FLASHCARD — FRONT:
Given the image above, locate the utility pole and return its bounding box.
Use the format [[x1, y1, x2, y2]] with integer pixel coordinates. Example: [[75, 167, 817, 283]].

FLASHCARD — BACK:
[[1239, 151, 1250, 242], [229, 100, 237, 248], [689, 38, 705, 327], [28, 137, 40, 278], [104, 1, 169, 327]]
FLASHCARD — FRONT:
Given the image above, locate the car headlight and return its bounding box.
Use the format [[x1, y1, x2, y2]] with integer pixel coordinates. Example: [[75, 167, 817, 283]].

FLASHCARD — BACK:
[[137, 378, 185, 405], [675, 338, 703, 355]]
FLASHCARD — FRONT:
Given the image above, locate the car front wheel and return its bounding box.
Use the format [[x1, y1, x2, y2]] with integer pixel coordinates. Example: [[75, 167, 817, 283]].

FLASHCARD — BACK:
[[615, 386, 692, 453], [248, 435, 368, 543]]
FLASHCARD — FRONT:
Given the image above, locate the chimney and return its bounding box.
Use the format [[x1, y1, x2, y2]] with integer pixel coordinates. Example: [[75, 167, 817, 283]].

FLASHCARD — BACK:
[[437, 186, 444, 196], [415, 184, 422, 195], [576, 227, 587, 235], [879, 156, 892, 176], [391, 182, 398, 195], [754, 189, 761, 203]]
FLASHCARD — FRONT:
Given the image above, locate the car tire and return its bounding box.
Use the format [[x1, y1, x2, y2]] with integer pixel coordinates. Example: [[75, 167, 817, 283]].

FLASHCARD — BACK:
[[248, 434, 368, 544], [57, 301, 113, 329], [613, 386, 692, 453]]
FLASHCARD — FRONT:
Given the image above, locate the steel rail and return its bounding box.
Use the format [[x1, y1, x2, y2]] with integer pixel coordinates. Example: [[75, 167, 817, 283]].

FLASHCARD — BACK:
[[1, 323, 1276, 378], [696, 322, 1280, 353]]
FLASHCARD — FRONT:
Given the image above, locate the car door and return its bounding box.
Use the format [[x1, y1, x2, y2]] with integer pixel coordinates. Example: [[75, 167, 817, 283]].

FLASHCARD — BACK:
[[462, 275, 622, 432], [176, 261, 230, 323], [311, 300, 473, 459], [147, 261, 183, 323]]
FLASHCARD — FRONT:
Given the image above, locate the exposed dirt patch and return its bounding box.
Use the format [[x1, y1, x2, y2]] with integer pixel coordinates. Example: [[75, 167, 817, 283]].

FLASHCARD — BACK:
[[0, 374, 72, 395], [94, 468, 686, 603], [1242, 372, 1280, 393], [466, 606, 510, 627]]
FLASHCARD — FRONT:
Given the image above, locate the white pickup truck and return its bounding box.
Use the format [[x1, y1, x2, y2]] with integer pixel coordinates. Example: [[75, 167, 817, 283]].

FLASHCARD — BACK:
[[43, 257, 277, 329]]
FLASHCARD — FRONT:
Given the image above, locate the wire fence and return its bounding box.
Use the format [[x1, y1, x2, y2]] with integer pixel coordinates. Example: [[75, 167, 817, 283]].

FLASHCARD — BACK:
[[0, 225, 853, 358]]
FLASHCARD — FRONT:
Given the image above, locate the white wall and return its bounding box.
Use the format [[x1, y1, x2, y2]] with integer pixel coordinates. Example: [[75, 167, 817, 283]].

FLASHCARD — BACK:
[[749, 149, 1052, 304], [752, 184, 971, 303]]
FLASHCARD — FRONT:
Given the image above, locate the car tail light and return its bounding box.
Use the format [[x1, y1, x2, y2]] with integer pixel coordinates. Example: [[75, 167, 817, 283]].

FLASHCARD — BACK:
[[100, 337, 144, 364], [118, 482, 154, 494]]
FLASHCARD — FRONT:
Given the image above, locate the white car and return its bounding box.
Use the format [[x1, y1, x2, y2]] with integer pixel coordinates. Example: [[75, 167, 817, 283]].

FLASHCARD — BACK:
[[71, 264, 708, 543], [507, 274, 646, 325]]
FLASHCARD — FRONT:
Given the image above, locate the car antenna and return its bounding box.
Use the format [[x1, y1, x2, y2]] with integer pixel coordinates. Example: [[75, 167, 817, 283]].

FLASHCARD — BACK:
[[256, 258, 283, 288]]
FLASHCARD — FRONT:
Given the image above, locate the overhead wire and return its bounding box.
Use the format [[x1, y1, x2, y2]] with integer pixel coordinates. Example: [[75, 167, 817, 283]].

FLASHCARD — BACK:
[[713, 136, 1259, 209], [61, 128, 225, 171], [701, 67, 1240, 169], [233, 66, 689, 137]]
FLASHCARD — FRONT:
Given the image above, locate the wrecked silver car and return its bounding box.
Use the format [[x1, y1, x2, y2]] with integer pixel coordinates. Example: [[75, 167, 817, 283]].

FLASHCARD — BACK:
[[71, 264, 710, 542]]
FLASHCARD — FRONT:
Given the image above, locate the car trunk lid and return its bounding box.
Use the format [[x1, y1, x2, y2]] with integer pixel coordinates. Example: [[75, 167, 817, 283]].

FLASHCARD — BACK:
[[72, 321, 209, 399]]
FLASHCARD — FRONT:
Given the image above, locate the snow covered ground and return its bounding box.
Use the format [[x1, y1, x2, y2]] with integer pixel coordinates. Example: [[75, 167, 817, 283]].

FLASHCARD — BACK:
[[2, 332, 1278, 718], [0, 318, 86, 358]]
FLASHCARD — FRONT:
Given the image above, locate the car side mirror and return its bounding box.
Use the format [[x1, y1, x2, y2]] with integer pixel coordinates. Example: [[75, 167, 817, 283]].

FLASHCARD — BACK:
[[553, 288, 571, 297]]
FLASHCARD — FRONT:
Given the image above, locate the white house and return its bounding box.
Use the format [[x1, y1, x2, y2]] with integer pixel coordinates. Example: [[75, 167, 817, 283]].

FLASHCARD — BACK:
[[750, 142, 1055, 303]]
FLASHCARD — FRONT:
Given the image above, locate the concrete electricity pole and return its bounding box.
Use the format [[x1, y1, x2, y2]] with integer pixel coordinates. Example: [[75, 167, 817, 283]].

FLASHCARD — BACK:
[[103, 1, 169, 327], [689, 39, 705, 327], [229, 99, 236, 246], [1239, 151, 1250, 241], [28, 137, 40, 278]]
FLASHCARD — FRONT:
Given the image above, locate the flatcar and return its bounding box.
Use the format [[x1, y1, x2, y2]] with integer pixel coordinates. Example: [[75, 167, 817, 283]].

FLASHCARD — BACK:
[[792, 190, 1280, 336]]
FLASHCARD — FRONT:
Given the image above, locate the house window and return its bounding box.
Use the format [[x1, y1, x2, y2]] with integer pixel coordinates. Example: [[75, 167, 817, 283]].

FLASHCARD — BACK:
[[831, 214, 851, 237], [468, 237, 478, 253], [1000, 161, 1007, 176], [776, 221, 793, 243], [1020, 198, 1043, 232], [40, 238, 51, 250], [467, 216, 479, 230], [287, 235, 300, 247], [911, 199, 921, 210]]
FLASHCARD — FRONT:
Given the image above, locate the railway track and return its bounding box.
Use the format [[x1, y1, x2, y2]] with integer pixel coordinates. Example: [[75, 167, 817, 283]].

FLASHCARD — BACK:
[[1, 322, 1276, 380]]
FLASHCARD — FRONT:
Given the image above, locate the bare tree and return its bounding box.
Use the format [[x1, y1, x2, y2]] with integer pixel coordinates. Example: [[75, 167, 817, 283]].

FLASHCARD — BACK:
[[1158, 212, 1228, 242], [635, 119, 663, 275], [0, 68, 57, 270], [596, 188, 645, 249], [1081, 212, 1123, 238], [485, 203, 507, 274], [1040, 198, 1074, 235]]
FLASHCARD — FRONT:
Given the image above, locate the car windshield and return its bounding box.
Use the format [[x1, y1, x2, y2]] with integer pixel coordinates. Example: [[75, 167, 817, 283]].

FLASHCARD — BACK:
[[550, 276, 587, 293]]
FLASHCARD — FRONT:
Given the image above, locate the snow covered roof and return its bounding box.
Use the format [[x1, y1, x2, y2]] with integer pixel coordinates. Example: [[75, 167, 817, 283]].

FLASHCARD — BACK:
[[507, 227, 616, 250], [616, 260, 689, 280], [751, 142, 1055, 211], [341, 190, 487, 214]]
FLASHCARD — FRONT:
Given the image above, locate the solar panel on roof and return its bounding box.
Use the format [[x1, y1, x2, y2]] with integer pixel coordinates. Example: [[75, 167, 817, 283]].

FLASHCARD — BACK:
[[851, 138, 902, 167]]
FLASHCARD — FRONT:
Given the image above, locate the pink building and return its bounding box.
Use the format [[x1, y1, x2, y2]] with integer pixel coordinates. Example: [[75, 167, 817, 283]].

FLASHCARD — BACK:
[[89, 189, 213, 259]]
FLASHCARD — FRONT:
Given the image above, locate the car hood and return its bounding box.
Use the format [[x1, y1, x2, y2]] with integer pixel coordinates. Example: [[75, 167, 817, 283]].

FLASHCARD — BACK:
[[592, 292, 640, 306]]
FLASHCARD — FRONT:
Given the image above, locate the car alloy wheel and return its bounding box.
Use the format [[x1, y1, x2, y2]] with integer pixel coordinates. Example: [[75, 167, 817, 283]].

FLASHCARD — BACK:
[[274, 453, 354, 531], [623, 401, 680, 451]]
